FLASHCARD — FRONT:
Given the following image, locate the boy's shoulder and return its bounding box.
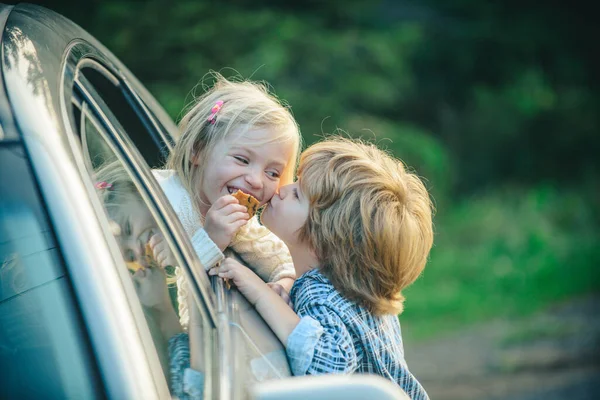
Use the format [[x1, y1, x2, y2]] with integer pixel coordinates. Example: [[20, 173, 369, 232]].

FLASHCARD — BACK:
[[292, 268, 331, 289], [291, 269, 350, 310]]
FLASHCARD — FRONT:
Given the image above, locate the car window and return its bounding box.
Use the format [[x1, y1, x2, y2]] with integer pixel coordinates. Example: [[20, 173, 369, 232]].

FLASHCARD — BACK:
[[0, 142, 103, 399], [69, 55, 293, 397], [75, 100, 182, 384], [78, 64, 171, 168], [69, 60, 216, 398], [76, 62, 293, 390]]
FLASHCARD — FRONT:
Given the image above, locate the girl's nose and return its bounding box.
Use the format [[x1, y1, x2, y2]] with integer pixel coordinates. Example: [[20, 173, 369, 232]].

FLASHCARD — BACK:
[[245, 168, 263, 189]]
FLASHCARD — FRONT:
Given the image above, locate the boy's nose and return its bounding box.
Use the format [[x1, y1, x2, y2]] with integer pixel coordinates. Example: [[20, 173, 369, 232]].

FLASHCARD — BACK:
[[278, 183, 293, 198]]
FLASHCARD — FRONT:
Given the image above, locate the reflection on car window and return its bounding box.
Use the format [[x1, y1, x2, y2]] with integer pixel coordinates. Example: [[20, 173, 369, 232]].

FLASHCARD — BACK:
[[76, 104, 185, 387], [0, 143, 102, 399], [72, 59, 214, 398]]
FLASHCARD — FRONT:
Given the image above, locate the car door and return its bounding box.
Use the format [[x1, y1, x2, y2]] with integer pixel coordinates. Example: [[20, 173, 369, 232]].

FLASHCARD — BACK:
[[1, 3, 219, 399], [68, 42, 294, 399], [50, 10, 294, 399]]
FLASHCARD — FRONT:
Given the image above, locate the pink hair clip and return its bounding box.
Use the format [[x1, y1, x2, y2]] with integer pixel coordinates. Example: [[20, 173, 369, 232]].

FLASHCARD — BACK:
[[207, 100, 224, 124], [95, 181, 113, 190]]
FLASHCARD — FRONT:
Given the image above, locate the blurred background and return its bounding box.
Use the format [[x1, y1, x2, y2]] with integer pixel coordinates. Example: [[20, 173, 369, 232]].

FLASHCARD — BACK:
[[17, 0, 600, 398]]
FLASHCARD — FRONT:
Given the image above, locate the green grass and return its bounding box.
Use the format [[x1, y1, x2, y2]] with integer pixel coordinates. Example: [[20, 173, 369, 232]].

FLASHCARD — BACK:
[[400, 184, 600, 342]]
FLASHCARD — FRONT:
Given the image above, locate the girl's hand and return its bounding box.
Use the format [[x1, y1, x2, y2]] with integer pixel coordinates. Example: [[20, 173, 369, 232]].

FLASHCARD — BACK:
[[132, 265, 171, 311], [267, 278, 294, 307], [204, 195, 250, 251], [208, 258, 266, 305], [148, 232, 176, 268]]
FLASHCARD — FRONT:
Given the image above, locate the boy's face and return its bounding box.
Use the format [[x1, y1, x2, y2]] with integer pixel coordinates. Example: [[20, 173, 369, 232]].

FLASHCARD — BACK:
[[261, 180, 309, 248], [196, 128, 293, 216]]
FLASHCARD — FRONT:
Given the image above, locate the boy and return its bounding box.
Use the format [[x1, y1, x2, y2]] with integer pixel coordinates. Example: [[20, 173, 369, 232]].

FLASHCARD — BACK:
[[211, 137, 433, 399]]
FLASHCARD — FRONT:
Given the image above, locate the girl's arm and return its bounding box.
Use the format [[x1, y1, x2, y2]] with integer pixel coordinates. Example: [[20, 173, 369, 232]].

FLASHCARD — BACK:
[[209, 259, 359, 377], [209, 258, 300, 344], [231, 217, 295, 283]]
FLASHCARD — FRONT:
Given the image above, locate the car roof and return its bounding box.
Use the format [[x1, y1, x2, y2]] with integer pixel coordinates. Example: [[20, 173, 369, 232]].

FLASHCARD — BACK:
[[0, 3, 177, 144]]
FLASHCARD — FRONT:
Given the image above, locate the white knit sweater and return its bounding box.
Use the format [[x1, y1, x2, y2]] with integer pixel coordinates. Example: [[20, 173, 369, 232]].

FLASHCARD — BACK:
[[152, 170, 295, 328]]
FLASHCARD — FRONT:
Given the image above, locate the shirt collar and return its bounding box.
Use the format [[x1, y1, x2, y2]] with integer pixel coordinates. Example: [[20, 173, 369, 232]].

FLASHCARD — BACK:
[[290, 268, 329, 298]]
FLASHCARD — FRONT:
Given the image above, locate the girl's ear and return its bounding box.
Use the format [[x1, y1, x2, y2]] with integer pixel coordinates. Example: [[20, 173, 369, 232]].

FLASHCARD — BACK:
[[191, 153, 201, 166], [191, 148, 203, 166]]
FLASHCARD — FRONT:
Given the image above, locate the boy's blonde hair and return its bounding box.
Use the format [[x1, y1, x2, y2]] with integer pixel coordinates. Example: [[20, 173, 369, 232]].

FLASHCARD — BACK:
[[297, 137, 433, 315], [167, 73, 302, 213]]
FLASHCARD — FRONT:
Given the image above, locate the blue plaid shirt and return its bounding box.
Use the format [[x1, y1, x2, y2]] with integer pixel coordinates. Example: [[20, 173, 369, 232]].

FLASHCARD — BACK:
[[287, 269, 429, 400]]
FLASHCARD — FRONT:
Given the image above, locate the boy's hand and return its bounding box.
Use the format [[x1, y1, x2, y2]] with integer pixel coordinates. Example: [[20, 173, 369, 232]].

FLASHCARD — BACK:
[[204, 195, 250, 251], [267, 278, 294, 307], [132, 265, 171, 311], [208, 257, 266, 305], [148, 232, 176, 268]]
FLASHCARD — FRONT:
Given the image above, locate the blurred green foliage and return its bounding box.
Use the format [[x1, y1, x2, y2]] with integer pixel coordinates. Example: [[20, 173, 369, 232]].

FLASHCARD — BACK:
[[34, 0, 599, 336], [402, 184, 600, 340], [49, 0, 599, 193]]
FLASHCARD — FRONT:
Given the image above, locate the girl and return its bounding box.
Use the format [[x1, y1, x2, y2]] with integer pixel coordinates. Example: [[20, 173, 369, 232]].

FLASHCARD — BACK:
[[211, 138, 432, 399], [152, 73, 302, 329]]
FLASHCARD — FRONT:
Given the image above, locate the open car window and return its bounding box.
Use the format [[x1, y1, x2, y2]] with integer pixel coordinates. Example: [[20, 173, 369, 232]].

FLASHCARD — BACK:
[[65, 52, 226, 397], [67, 52, 293, 396]]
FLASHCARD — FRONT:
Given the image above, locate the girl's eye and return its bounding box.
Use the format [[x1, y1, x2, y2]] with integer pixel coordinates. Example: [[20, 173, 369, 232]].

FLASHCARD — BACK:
[[267, 170, 280, 179], [293, 188, 299, 199], [234, 156, 249, 164]]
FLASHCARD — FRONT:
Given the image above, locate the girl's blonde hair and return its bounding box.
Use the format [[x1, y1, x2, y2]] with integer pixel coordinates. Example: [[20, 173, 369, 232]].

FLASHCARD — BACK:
[[167, 73, 302, 214], [297, 137, 434, 315]]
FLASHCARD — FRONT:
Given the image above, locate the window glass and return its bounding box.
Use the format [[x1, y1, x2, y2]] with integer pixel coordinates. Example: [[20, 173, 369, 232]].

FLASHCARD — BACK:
[[78, 106, 184, 383], [76, 62, 293, 393], [226, 280, 292, 387], [72, 59, 215, 398], [0, 143, 102, 398]]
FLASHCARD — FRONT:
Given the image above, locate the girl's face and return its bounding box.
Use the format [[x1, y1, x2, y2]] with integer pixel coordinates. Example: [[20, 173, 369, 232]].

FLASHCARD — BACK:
[[260, 180, 309, 248], [196, 128, 294, 215]]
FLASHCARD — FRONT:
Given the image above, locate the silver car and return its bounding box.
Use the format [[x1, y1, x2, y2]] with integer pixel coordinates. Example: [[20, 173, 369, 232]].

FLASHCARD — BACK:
[[0, 3, 408, 399]]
